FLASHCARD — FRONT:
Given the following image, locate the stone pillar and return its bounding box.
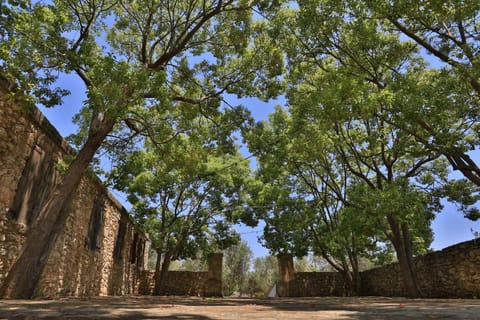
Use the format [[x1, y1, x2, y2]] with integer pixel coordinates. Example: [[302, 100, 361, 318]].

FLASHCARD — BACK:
[[277, 253, 294, 297], [205, 253, 223, 297], [142, 238, 151, 271]]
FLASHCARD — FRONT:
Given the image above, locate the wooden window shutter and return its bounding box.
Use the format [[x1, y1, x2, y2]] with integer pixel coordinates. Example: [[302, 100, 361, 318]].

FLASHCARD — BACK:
[[9, 145, 57, 226], [113, 219, 127, 260], [85, 196, 105, 250], [130, 232, 139, 264], [136, 239, 145, 269]]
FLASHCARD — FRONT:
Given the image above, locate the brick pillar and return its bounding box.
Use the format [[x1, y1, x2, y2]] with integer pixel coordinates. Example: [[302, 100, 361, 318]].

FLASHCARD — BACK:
[[205, 253, 223, 297], [277, 254, 294, 297]]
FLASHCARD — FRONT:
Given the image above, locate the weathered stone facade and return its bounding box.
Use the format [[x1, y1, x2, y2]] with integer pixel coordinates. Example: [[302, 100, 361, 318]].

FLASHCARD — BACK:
[[0, 89, 148, 298], [277, 240, 480, 298]]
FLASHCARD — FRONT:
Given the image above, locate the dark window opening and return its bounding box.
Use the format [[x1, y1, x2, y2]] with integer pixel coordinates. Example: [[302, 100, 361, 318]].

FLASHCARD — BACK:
[[85, 196, 105, 250], [113, 220, 126, 260], [9, 145, 57, 226], [130, 232, 139, 264], [136, 239, 145, 269]]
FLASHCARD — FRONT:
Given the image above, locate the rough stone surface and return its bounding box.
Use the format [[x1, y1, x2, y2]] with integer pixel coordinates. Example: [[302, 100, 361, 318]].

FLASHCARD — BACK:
[[139, 271, 208, 296], [290, 272, 348, 297], [205, 253, 223, 297], [361, 239, 480, 298], [279, 239, 480, 298], [0, 90, 148, 298], [277, 254, 294, 297], [138, 254, 224, 297]]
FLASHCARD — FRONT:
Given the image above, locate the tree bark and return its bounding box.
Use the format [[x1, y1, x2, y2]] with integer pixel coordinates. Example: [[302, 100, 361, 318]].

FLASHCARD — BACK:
[[387, 215, 422, 298], [0, 119, 114, 299], [153, 252, 172, 295], [347, 249, 361, 296], [153, 249, 163, 295]]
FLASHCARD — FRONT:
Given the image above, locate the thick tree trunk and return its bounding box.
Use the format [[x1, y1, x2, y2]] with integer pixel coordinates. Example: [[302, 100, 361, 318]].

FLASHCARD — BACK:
[[387, 215, 422, 298], [445, 152, 480, 187], [347, 254, 361, 296], [339, 269, 355, 296], [347, 238, 361, 296], [153, 252, 172, 295], [339, 260, 360, 296], [153, 249, 162, 295], [0, 119, 114, 299]]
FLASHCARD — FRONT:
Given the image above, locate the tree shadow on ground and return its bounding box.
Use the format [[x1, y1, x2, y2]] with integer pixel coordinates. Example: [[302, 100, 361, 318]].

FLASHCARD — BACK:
[[0, 298, 217, 320], [1, 296, 479, 319], [131, 296, 480, 319]]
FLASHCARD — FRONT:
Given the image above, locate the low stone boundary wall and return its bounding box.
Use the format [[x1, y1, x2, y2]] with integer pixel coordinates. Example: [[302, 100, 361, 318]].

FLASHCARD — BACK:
[[278, 239, 480, 298], [138, 271, 208, 296], [138, 253, 223, 297], [361, 239, 480, 298], [288, 272, 347, 297]]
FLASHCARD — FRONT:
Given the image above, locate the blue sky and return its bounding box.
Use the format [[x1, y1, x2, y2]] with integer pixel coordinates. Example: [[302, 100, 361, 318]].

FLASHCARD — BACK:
[[38, 73, 479, 258]]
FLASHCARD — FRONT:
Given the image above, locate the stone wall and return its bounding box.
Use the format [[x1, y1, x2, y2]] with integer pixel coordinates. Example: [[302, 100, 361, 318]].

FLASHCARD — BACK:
[[0, 89, 148, 298], [138, 271, 208, 296], [289, 272, 348, 297], [138, 254, 224, 297], [278, 240, 480, 298], [361, 239, 480, 298]]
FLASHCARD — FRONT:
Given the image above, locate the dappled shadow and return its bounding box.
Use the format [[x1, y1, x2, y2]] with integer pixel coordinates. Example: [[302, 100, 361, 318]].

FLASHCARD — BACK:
[[1, 296, 480, 319], [131, 296, 480, 319], [258, 296, 480, 319]]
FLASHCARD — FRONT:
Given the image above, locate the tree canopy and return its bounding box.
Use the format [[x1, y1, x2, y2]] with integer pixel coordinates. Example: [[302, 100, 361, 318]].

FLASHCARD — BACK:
[[1, 0, 480, 299], [0, 0, 280, 298]]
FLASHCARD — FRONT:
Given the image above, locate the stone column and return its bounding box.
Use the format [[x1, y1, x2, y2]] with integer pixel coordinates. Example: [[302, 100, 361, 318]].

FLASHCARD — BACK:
[[277, 253, 294, 297], [205, 253, 223, 297]]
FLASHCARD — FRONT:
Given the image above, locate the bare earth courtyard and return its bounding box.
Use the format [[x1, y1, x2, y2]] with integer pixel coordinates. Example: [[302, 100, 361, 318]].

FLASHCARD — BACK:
[[1, 296, 479, 320]]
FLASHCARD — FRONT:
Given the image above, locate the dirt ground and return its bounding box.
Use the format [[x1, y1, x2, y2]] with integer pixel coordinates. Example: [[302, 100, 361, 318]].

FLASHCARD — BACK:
[[1, 296, 479, 319]]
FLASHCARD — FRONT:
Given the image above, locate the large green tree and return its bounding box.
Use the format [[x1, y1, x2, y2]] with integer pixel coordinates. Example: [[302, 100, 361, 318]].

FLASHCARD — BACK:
[[247, 1, 461, 297], [245, 109, 395, 295], [110, 125, 252, 294], [363, 1, 480, 186], [0, 0, 280, 298], [288, 0, 480, 189]]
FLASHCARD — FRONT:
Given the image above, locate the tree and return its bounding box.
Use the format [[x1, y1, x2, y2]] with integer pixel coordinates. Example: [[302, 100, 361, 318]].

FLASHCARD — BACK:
[[293, 256, 327, 272], [111, 126, 252, 294], [0, 0, 280, 298], [222, 240, 253, 296], [248, 2, 459, 297], [170, 256, 207, 272], [363, 1, 480, 186], [244, 108, 394, 295]]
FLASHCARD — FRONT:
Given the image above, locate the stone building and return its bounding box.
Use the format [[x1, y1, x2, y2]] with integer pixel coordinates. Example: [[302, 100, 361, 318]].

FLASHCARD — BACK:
[[0, 87, 149, 298]]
